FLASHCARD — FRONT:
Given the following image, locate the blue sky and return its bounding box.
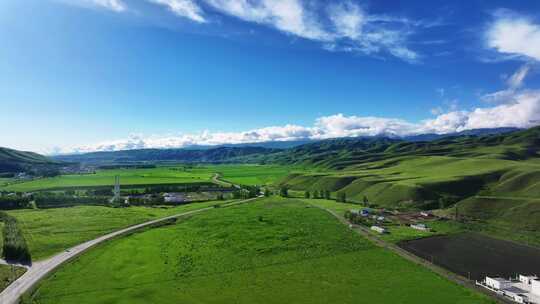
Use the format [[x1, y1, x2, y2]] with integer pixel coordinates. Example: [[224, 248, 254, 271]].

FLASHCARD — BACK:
[[1, 0, 540, 153]]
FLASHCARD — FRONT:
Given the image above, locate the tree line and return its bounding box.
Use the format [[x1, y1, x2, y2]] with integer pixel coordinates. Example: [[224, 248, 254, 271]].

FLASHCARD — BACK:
[[0, 211, 31, 264]]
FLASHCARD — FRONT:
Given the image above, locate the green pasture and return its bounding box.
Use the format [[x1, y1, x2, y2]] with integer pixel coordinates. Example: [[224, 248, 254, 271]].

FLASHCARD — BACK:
[[6, 201, 229, 260], [0, 167, 213, 192], [0, 164, 297, 192], [27, 198, 493, 304], [200, 164, 299, 186], [0, 265, 25, 292]]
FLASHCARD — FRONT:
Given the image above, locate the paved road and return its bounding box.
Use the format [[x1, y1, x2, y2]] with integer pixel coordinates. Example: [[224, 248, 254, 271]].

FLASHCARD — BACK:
[[0, 197, 258, 304]]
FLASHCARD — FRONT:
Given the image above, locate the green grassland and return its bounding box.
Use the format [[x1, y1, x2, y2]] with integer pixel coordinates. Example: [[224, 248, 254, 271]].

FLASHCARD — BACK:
[[203, 164, 300, 186], [280, 155, 540, 229], [0, 265, 26, 292], [0, 167, 214, 192], [0, 164, 298, 192], [27, 198, 493, 304], [6, 201, 229, 260]]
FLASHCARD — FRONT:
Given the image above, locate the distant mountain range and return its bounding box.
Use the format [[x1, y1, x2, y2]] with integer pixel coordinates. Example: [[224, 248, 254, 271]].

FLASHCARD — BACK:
[[52, 127, 523, 165], [53, 146, 281, 165]]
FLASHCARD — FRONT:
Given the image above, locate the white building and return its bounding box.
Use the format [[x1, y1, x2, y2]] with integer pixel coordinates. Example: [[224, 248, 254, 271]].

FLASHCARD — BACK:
[[370, 226, 387, 234], [503, 287, 528, 304], [420, 211, 431, 217], [411, 223, 430, 231], [163, 193, 186, 204], [480, 275, 540, 304], [520, 275, 538, 285], [486, 277, 512, 290], [533, 279, 540, 296]]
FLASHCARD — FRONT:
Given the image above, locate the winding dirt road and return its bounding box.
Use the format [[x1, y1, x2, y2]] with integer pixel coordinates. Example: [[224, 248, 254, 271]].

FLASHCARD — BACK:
[[0, 197, 258, 304]]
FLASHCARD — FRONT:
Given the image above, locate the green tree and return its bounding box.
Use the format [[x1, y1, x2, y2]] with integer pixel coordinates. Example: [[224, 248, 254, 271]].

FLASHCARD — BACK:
[[279, 186, 289, 197], [264, 188, 271, 197], [363, 195, 369, 206], [313, 190, 319, 199], [438, 197, 445, 209], [324, 190, 331, 200], [304, 191, 310, 199]]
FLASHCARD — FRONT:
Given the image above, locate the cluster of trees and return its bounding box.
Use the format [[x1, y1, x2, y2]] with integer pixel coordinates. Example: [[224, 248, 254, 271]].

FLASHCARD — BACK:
[[304, 190, 331, 200], [279, 187, 288, 197], [232, 186, 260, 199], [336, 192, 347, 203], [0, 195, 31, 210], [0, 212, 31, 264], [34, 193, 109, 208]]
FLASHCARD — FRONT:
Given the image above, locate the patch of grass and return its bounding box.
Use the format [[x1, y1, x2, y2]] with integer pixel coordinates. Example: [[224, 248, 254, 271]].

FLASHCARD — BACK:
[[0, 264, 26, 292], [28, 198, 493, 304], [6, 201, 229, 260], [0, 166, 214, 192], [202, 164, 300, 186]]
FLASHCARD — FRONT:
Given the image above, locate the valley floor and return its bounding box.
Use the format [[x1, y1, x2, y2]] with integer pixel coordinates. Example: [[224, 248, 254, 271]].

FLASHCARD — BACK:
[[25, 198, 494, 304]]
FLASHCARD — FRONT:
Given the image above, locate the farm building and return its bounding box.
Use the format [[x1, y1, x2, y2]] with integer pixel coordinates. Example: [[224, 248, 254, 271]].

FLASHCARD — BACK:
[[420, 211, 432, 217], [163, 193, 186, 203], [410, 223, 430, 231], [533, 279, 540, 296], [485, 277, 512, 290], [479, 275, 540, 303], [361, 209, 370, 217], [520, 275, 538, 285], [370, 226, 387, 234]]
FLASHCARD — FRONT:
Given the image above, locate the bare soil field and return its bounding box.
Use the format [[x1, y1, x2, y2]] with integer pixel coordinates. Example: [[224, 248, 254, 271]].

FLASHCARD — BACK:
[[399, 232, 540, 280]]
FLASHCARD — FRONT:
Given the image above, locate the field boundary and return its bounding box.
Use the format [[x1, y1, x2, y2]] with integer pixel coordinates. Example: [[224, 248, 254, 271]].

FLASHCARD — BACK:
[[306, 201, 513, 304], [0, 197, 260, 304]]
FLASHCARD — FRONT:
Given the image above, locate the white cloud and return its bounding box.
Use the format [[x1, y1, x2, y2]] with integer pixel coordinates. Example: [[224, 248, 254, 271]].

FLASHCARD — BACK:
[[481, 64, 531, 103], [326, 1, 418, 62], [149, 0, 206, 23], [203, 0, 330, 40], [57, 88, 540, 154], [328, 1, 365, 40], [487, 12, 540, 61], [86, 0, 126, 12], [59, 0, 425, 61], [506, 64, 530, 89]]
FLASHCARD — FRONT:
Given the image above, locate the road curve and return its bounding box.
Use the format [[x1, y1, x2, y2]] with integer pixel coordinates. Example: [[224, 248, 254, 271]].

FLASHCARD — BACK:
[[0, 197, 258, 304]]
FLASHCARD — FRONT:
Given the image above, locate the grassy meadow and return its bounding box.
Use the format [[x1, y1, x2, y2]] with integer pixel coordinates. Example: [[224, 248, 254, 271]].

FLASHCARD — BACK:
[[0, 164, 297, 192], [0, 167, 214, 192], [26, 198, 493, 304], [0, 265, 26, 291], [5, 201, 229, 260]]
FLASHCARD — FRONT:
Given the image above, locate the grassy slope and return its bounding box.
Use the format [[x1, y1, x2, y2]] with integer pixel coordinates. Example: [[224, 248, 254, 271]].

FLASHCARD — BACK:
[[0, 147, 58, 174], [201, 164, 300, 186], [27, 198, 493, 304], [0, 265, 26, 292], [6, 201, 229, 260]]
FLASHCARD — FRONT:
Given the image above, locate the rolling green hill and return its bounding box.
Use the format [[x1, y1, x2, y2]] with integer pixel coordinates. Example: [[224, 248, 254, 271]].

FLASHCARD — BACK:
[[274, 127, 540, 232], [0, 147, 59, 175]]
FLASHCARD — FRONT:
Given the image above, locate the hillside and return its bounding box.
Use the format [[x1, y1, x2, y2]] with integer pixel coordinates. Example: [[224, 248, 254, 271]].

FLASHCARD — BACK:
[[53, 146, 281, 165], [275, 127, 540, 231], [0, 147, 59, 175]]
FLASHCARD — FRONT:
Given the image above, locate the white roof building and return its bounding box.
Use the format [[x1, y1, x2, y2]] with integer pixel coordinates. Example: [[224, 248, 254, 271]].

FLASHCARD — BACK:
[[370, 226, 387, 234], [519, 275, 538, 285], [411, 223, 430, 231], [486, 277, 512, 290], [532, 279, 540, 296]]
